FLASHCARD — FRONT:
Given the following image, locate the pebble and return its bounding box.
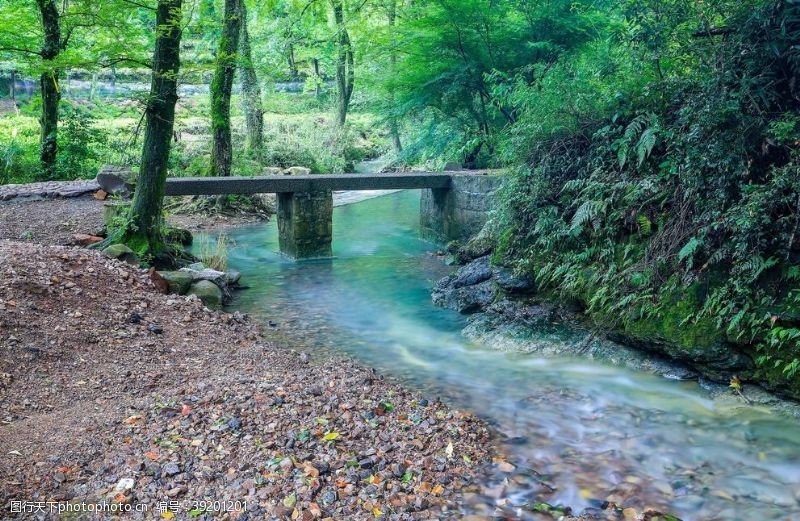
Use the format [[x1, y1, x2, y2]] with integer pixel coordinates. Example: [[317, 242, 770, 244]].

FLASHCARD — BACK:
[[162, 462, 180, 476]]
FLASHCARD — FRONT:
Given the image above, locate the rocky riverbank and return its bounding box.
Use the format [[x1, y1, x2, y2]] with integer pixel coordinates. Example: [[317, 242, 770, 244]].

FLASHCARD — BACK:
[[0, 240, 497, 519], [432, 248, 800, 419]]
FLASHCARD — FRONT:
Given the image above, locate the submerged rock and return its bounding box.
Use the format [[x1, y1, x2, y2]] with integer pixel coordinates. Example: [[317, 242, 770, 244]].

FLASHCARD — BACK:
[[188, 280, 223, 309]]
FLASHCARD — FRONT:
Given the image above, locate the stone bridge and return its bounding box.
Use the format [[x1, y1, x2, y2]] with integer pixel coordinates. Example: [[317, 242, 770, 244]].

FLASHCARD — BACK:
[[165, 172, 503, 259]]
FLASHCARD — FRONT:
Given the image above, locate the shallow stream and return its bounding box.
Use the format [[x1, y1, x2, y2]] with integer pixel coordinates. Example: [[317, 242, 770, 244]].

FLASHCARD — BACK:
[[218, 190, 800, 520]]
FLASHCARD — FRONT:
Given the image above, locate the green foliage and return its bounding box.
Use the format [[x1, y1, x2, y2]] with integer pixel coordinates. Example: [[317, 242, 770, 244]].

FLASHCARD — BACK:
[[56, 102, 105, 179], [496, 0, 800, 385]]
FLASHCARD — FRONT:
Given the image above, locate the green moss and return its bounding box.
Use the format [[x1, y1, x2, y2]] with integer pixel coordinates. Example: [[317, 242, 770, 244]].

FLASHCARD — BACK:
[[621, 282, 721, 350], [749, 360, 800, 400]]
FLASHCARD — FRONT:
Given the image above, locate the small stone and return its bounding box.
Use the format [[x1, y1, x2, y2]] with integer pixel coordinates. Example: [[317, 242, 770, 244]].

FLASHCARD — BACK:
[[115, 478, 135, 492], [72, 234, 103, 246], [129, 312, 143, 324], [320, 488, 336, 506], [148, 324, 163, 335], [227, 417, 242, 431], [162, 462, 180, 476]]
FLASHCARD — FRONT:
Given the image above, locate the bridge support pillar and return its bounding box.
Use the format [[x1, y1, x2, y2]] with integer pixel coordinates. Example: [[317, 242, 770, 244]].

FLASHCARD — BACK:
[[277, 190, 334, 259], [420, 174, 503, 242]]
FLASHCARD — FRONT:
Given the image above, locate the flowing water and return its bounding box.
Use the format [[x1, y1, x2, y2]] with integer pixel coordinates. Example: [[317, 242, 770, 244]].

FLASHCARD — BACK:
[[217, 190, 800, 520]]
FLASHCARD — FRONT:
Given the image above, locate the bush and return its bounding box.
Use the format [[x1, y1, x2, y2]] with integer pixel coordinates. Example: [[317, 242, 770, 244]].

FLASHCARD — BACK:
[[495, 0, 800, 387]]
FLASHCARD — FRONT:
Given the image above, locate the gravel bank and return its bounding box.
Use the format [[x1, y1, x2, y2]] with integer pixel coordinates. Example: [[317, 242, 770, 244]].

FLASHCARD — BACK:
[[0, 241, 496, 519]]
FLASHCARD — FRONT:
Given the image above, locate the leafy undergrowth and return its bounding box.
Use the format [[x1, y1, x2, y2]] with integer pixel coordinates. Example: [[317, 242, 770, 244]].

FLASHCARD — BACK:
[[496, 0, 800, 396]]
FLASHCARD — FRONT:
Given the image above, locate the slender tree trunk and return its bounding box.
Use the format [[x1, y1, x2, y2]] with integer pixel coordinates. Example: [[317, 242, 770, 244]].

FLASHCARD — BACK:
[[37, 0, 61, 179], [9, 70, 16, 101], [125, 0, 183, 255], [331, 0, 354, 127], [387, 0, 401, 153], [287, 43, 299, 80], [90, 72, 98, 101], [237, 2, 264, 153], [313, 58, 322, 99], [209, 0, 241, 177], [110, 64, 117, 95]]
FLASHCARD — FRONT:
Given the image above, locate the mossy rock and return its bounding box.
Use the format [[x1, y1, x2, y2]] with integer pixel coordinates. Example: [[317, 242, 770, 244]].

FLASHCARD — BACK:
[[157, 271, 194, 295], [165, 227, 193, 246], [188, 280, 223, 309], [102, 243, 139, 265], [614, 282, 754, 380]]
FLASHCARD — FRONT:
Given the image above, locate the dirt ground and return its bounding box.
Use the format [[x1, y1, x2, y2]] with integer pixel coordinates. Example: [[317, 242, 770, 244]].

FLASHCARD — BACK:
[[0, 239, 499, 520]]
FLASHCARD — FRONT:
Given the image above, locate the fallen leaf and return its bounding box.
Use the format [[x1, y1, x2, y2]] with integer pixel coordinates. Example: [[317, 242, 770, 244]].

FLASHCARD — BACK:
[[161, 512, 175, 520], [445, 441, 453, 459], [431, 484, 445, 496], [144, 451, 160, 461], [322, 432, 340, 442], [124, 415, 143, 425]]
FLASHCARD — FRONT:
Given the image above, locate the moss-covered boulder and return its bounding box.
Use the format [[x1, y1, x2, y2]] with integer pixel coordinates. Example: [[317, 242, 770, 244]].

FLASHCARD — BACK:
[[157, 271, 194, 295], [165, 227, 193, 246], [612, 283, 754, 381], [102, 244, 139, 265], [188, 280, 223, 309]]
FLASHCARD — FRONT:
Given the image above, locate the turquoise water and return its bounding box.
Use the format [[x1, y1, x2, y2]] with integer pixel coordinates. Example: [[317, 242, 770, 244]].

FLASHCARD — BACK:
[[220, 191, 800, 520]]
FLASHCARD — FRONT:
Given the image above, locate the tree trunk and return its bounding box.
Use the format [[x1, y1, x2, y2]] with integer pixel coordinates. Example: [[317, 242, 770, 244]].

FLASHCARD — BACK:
[[331, 0, 354, 127], [237, 2, 264, 154], [387, 0, 401, 152], [287, 43, 299, 80], [37, 0, 61, 180], [313, 58, 322, 99], [9, 70, 16, 101], [125, 0, 183, 256], [209, 0, 241, 177]]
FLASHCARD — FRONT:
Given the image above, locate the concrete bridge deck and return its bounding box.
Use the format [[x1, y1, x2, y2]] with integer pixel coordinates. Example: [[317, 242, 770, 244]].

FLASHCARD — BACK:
[[163, 171, 503, 259], [164, 172, 458, 196]]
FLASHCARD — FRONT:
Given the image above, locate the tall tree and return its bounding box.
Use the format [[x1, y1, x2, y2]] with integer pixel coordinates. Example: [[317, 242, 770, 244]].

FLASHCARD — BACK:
[[209, 0, 242, 177], [386, 0, 401, 152], [331, 0, 354, 126], [238, 1, 264, 153], [36, 0, 62, 179], [123, 0, 183, 257]]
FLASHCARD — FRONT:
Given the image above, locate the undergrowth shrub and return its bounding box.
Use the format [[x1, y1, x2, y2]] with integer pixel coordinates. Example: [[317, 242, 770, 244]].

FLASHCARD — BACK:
[[496, 0, 800, 387]]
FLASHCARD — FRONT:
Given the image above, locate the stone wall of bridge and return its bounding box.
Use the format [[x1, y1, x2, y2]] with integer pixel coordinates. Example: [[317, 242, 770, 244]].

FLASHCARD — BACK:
[[420, 173, 504, 241]]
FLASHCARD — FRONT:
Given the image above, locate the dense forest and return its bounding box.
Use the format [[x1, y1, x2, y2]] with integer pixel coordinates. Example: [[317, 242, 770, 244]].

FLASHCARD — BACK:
[[1, 0, 799, 397]]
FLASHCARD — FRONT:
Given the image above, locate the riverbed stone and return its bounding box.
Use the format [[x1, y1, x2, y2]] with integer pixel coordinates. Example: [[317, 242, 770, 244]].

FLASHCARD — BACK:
[[492, 266, 535, 293], [452, 255, 493, 288], [157, 271, 194, 295], [102, 243, 138, 265], [187, 280, 223, 309], [433, 279, 498, 314]]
